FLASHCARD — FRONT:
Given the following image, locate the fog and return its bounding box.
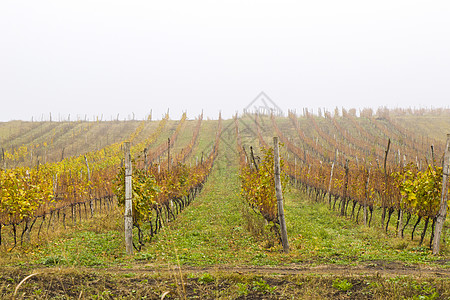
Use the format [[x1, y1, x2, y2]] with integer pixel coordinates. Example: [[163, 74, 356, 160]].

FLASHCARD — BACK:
[[1, 0, 449, 121]]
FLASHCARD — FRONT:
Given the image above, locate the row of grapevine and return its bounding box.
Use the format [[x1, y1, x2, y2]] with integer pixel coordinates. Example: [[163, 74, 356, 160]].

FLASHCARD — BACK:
[[0, 115, 175, 246], [235, 116, 288, 235], [1, 120, 135, 168], [289, 109, 444, 175], [115, 114, 221, 249], [144, 113, 187, 164], [292, 109, 442, 171], [287, 111, 334, 163], [256, 113, 449, 249]]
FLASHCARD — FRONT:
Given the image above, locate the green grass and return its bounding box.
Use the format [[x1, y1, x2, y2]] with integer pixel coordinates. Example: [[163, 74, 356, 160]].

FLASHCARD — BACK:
[[140, 149, 265, 266], [284, 186, 450, 266], [36, 230, 124, 267], [0, 206, 126, 267]]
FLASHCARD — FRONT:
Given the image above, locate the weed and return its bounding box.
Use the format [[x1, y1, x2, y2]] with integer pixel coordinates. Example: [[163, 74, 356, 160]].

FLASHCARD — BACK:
[[33, 288, 43, 296], [410, 282, 440, 300], [236, 282, 248, 296], [198, 273, 215, 284], [412, 293, 439, 300], [253, 252, 267, 259], [251, 278, 276, 294], [332, 278, 353, 292], [41, 255, 66, 266], [122, 272, 137, 278]]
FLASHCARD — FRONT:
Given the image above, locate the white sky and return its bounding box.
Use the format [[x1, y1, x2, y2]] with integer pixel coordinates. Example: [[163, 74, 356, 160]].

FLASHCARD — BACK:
[[1, 0, 449, 121]]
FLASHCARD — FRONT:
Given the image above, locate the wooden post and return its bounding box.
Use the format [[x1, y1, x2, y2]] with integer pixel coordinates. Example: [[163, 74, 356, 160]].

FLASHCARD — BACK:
[[144, 148, 148, 169], [431, 145, 435, 165], [250, 146, 259, 171], [432, 134, 450, 255], [364, 166, 371, 226], [84, 155, 93, 217], [341, 159, 349, 216], [1, 148, 5, 169], [381, 139, 391, 227], [294, 157, 297, 186], [397, 157, 405, 237], [327, 162, 335, 207], [167, 138, 170, 173], [273, 137, 289, 253], [124, 142, 133, 255]]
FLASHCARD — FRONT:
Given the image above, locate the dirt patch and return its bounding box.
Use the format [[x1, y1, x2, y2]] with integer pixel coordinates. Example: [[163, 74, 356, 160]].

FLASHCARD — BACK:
[[104, 261, 450, 277], [1, 262, 449, 299]]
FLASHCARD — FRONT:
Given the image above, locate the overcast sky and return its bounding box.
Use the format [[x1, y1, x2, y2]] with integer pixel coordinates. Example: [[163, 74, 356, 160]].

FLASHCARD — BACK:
[[1, 0, 449, 121]]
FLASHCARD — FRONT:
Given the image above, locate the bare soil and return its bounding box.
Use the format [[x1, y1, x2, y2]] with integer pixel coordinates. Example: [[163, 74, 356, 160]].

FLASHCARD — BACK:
[[104, 260, 450, 277]]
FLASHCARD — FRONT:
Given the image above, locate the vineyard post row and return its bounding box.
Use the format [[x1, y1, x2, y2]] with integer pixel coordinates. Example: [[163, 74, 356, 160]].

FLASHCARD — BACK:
[[124, 141, 133, 255], [433, 134, 450, 254], [256, 113, 450, 253], [236, 115, 290, 250], [113, 115, 222, 251]]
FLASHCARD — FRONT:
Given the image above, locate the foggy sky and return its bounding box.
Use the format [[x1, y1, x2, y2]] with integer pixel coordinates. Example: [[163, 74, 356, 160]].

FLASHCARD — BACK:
[[1, 0, 449, 121]]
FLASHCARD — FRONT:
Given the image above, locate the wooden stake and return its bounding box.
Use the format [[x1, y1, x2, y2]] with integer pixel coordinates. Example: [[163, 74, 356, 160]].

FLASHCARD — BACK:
[[381, 139, 391, 227], [273, 137, 289, 253], [124, 142, 133, 255], [294, 157, 297, 186], [327, 162, 335, 207], [84, 155, 93, 217], [250, 146, 259, 171], [340, 159, 349, 216], [432, 134, 450, 255], [167, 138, 170, 173], [144, 148, 148, 169], [364, 166, 371, 226]]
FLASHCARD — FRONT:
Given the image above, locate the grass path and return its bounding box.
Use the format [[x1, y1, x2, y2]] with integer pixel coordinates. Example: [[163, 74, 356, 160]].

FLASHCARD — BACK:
[[141, 147, 266, 266], [284, 188, 443, 265]]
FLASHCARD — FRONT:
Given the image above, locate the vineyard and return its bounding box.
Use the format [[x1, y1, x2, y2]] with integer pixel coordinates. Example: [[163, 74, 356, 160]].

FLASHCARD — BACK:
[[234, 109, 450, 252], [0, 113, 222, 249], [1, 108, 450, 299]]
